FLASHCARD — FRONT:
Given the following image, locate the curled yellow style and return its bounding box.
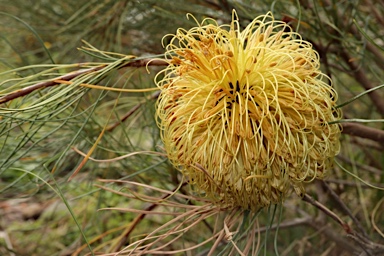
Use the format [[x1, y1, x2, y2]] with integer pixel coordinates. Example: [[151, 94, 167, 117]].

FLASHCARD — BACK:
[[155, 11, 341, 211]]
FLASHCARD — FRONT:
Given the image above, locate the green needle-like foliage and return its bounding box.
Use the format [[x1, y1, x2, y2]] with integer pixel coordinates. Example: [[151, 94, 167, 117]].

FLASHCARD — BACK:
[[0, 1, 383, 255]]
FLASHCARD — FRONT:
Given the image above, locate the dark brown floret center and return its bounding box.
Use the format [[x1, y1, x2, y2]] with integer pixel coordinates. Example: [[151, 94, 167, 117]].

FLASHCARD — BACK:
[[215, 81, 256, 108]]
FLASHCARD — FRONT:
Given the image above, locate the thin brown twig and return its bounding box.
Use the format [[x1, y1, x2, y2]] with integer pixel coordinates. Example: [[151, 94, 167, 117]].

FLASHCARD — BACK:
[[120, 58, 167, 69], [339, 50, 384, 115], [107, 103, 141, 131], [106, 91, 160, 132], [129, 205, 218, 254], [0, 59, 168, 105], [199, 216, 310, 256], [174, 172, 215, 234], [290, 202, 360, 254], [356, 143, 384, 172], [111, 200, 159, 252], [336, 154, 382, 175], [341, 122, 384, 145], [322, 0, 384, 71], [111, 182, 188, 252], [302, 193, 384, 255], [0, 65, 104, 104], [306, 222, 360, 254], [321, 181, 368, 237], [318, 0, 384, 115], [347, 234, 384, 256], [302, 194, 352, 234]]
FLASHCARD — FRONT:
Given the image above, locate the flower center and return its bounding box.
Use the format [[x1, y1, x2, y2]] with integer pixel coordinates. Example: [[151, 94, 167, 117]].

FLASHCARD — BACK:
[[229, 81, 241, 104], [215, 81, 244, 108]]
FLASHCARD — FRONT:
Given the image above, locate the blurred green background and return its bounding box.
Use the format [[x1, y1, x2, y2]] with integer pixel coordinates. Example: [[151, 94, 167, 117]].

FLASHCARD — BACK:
[[0, 0, 383, 255]]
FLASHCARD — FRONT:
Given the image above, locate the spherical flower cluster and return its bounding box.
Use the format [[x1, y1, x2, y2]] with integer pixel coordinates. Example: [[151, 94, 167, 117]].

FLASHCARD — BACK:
[[155, 12, 341, 211]]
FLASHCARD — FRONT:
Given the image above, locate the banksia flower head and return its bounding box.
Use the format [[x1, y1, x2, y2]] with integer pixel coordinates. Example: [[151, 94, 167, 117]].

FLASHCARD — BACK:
[[155, 11, 341, 212]]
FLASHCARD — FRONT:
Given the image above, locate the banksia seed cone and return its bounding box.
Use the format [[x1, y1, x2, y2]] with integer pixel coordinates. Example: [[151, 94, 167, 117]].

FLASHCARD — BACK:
[[155, 11, 341, 212]]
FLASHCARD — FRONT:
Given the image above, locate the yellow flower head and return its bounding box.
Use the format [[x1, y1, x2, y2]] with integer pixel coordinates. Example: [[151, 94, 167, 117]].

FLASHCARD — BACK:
[[155, 11, 341, 211]]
